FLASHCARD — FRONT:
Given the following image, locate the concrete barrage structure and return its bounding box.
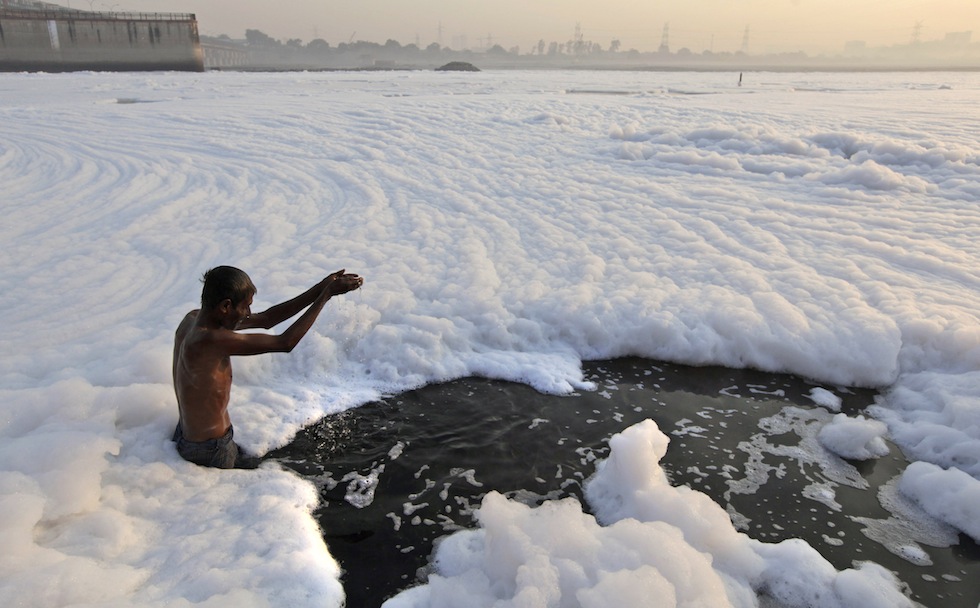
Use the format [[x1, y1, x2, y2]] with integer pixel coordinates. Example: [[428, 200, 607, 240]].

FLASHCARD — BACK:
[[0, 6, 203, 72]]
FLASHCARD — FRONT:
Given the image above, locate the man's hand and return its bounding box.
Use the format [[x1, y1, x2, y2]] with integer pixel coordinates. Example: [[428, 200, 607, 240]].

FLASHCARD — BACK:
[[242, 269, 364, 331], [324, 269, 364, 296]]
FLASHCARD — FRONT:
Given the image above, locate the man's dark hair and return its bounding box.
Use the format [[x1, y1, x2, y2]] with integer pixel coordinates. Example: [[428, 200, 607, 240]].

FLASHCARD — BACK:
[[201, 266, 256, 310]]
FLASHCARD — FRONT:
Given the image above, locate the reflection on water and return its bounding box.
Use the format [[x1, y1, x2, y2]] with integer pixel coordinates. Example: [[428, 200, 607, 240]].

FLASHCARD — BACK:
[[268, 358, 980, 608]]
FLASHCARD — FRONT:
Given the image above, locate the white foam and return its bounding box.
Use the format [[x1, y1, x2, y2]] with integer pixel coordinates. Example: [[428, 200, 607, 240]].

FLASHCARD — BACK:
[[871, 370, 980, 478], [899, 461, 980, 542], [818, 414, 890, 460], [808, 387, 843, 412], [3, 70, 980, 605], [851, 475, 959, 566]]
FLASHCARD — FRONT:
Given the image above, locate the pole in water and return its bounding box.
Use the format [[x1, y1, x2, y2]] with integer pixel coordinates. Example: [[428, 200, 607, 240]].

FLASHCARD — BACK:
[[738, 72, 743, 87]]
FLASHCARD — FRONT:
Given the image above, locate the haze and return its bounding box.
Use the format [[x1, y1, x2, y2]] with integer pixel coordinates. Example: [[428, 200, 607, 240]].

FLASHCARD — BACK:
[[104, 1, 977, 55]]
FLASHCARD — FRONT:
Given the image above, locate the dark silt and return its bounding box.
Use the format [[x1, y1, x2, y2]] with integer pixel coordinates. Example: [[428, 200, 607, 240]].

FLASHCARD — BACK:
[[268, 357, 980, 608]]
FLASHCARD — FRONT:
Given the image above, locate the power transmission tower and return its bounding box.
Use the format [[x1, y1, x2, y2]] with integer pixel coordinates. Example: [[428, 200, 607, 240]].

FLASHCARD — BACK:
[[658, 22, 670, 54], [741, 25, 750, 53], [910, 21, 923, 45]]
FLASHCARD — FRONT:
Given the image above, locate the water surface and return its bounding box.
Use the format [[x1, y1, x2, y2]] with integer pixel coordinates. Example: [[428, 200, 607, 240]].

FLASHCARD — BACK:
[[270, 358, 980, 608]]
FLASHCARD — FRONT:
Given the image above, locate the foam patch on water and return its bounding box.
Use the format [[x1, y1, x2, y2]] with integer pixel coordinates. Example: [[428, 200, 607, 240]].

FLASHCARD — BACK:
[[899, 461, 980, 542], [385, 420, 915, 607], [851, 476, 960, 566], [818, 414, 890, 460], [808, 387, 843, 412], [724, 406, 868, 515], [872, 370, 980, 478]]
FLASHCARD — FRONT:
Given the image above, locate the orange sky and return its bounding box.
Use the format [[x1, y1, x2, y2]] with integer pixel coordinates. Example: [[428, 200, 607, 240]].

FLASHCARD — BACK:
[[102, 1, 979, 54]]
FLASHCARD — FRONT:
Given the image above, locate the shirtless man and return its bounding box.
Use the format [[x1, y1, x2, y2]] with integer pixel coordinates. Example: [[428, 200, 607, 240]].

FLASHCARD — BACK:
[[172, 265, 363, 468]]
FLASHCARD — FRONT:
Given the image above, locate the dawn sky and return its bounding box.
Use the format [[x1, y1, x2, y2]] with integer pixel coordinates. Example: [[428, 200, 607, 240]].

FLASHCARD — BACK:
[[95, 1, 978, 54]]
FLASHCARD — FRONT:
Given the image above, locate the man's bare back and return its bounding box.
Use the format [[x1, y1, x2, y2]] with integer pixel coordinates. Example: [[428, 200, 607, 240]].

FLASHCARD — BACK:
[[172, 266, 363, 466], [173, 309, 236, 441]]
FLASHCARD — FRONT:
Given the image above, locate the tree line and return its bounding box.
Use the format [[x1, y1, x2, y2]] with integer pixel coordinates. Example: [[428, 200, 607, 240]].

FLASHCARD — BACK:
[[233, 29, 638, 58]]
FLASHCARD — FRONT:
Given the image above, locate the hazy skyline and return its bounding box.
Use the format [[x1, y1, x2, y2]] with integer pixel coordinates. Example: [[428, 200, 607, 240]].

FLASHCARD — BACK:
[[94, 1, 978, 54]]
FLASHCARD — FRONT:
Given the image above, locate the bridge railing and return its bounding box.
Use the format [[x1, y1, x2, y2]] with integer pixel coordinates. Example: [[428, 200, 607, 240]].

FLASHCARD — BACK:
[[0, 9, 196, 21]]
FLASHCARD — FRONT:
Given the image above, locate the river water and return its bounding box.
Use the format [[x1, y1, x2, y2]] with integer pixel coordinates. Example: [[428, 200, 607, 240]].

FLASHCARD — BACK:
[[269, 358, 980, 608]]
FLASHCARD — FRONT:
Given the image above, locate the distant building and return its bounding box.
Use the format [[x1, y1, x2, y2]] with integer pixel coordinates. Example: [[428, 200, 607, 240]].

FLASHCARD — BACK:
[[0, 1, 203, 72]]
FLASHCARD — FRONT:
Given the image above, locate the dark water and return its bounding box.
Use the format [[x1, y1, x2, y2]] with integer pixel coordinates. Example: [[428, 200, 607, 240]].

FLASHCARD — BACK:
[[268, 358, 980, 608]]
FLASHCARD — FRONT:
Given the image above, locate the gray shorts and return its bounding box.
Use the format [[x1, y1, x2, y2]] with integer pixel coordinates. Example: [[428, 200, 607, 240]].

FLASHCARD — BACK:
[[172, 423, 252, 469]]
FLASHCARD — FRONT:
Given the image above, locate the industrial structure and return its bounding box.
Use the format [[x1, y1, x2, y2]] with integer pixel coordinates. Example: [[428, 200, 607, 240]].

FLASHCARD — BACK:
[[0, 1, 203, 72]]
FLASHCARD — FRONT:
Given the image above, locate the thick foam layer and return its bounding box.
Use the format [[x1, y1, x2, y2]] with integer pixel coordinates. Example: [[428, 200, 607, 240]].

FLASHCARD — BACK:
[[2, 70, 979, 605]]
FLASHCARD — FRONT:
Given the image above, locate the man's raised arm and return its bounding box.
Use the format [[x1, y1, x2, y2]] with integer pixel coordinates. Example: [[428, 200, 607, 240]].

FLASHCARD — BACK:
[[219, 270, 363, 356], [240, 270, 355, 330]]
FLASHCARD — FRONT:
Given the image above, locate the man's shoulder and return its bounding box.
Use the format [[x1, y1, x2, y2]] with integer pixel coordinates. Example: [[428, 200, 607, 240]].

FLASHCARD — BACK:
[[175, 310, 198, 336], [182, 313, 240, 347], [177, 315, 234, 362]]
